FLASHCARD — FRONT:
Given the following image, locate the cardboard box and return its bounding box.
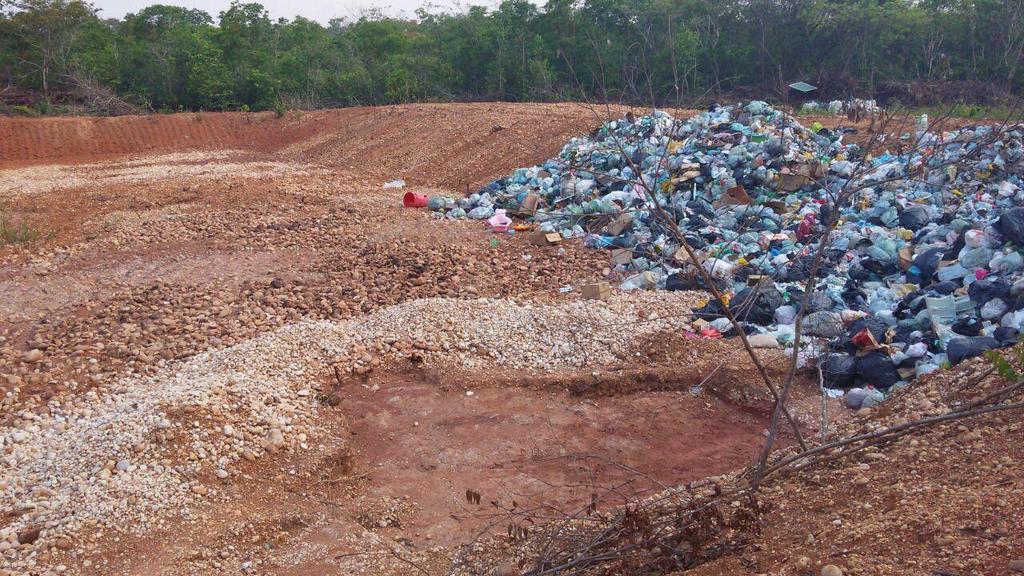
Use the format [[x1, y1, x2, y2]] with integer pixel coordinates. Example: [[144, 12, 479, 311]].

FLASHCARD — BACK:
[[611, 248, 633, 266], [605, 212, 634, 236], [521, 192, 540, 215], [581, 282, 611, 301], [777, 172, 810, 192], [531, 230, 562, 245], [722, 185, 752, 205], [764, 199, 787, 214], [898, 247, 914, 270]]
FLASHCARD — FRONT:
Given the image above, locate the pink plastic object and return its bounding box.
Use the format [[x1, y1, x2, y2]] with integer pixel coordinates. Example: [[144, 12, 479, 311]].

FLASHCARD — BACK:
[[403, 192, 428, 208], [975, 268, 989, 280], [487, 209, 512, 232]]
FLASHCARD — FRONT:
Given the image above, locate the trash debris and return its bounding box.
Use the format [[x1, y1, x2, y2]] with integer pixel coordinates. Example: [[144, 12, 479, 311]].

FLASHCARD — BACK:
[[402, 191, 428, 208], [582, 282, 611, 300], [487, 209, 512, 232], [422, 101, 1024, 402], [384, 179, 406, 189]]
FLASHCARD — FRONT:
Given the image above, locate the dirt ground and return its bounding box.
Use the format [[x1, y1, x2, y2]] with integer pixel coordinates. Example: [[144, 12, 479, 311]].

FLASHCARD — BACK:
[[0, 104, 1019, 576]]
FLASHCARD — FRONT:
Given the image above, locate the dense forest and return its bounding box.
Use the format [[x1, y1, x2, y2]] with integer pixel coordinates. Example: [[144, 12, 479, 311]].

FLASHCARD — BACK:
[[1, 0, 1023, 114]]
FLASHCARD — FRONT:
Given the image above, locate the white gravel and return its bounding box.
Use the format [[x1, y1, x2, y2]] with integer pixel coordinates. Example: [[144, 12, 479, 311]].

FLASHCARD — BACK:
[[0, 291, 700, 571]]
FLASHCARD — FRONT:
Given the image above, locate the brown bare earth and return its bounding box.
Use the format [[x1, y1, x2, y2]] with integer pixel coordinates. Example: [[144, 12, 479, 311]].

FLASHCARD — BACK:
[[0, 104, 1019, 576]]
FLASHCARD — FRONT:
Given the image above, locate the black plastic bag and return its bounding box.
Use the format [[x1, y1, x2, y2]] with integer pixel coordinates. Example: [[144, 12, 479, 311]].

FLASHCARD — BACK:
[[946, 336, 999, 365], [823, 353, 857, 389], [951, 317, 984, 337], [908, 248, 944, 283], [968, 278, 1011, 306], [994, 327, 1020, 345], [666, 271, 698, 292], [999, 207, 1024, 245], [899, 205, 930, 230], [854, 351, 901, 389], [693, 298, 726, 321], [729, 285, 785, 325], [846, 316, 889, 342], [929, 281, 958, 295]]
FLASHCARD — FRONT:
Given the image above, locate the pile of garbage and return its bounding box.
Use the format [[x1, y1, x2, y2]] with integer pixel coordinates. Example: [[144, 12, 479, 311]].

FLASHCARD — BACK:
[[798, 98, 880, 117], [425, 101, 1024, 401]]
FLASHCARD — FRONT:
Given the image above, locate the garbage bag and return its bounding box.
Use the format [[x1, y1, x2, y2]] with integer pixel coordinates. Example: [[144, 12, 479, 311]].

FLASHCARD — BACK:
[[999, 207, 1024, 245], [929, 281, 958, 295], [467, 206, 495, 220], [951, 317, 983, 337], [990, 251, 1024, 275], [774, 305, 797, 325], [980, 298, 1009, 320], [946, 336, 999, 365], [693, 298, 726, 320], [845, 387, 885, 410], [729, 285, 785, 325], [968, 278, 1011, 304], [803, 311, 845, 338], [823, 354, 857, 389], [908, 248, 944, 283], [959, 246, 994, 269], [802, 291, 834, 313], [898, 205, 930, 230], [666, 271, 698, 291], [427, 196, 449, 211], [846, 316, 888, 343], [855, 351, 901, 389], [845, 387, 868, 409], [994, 326, 1020, 345]]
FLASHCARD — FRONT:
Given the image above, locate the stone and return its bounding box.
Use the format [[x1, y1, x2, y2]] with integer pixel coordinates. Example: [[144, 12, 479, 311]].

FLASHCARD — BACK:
[[17, 526, 41, 545], [491, 562, 517, 576], [821, 565, 843, 576], [1009, 559, 1024, 573], [23, 349, 44, 363], [265, 429, 285, 452]]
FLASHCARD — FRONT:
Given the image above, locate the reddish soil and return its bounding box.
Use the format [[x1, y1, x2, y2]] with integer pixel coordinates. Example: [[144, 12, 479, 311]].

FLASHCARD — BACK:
[[0, 103, 643, 190], [338, 370, 766, 542]]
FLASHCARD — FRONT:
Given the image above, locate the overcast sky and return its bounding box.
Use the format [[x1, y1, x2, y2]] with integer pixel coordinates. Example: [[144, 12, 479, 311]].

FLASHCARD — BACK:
[[92, 0, 491, 23]]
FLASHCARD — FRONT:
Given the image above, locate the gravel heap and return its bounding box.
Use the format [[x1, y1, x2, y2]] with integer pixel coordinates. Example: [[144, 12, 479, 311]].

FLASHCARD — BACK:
[[353, 291, 705, 369], [0, 291, 701, 573]]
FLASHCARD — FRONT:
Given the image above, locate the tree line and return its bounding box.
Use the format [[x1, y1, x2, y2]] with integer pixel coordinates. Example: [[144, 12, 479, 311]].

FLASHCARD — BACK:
[[1, 0, 1023, 114]]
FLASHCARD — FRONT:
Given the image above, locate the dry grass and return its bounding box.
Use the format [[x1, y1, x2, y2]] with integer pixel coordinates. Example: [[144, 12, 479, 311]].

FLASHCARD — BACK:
[[0, 209, 41, 245]]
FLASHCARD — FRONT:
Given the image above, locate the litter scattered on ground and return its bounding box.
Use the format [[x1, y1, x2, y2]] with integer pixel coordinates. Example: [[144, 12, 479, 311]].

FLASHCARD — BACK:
[[414, 101, 1024, 403]]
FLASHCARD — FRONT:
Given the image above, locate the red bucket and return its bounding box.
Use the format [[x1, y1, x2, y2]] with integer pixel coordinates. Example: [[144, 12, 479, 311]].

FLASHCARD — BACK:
[[403, 192, 428, 208]]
